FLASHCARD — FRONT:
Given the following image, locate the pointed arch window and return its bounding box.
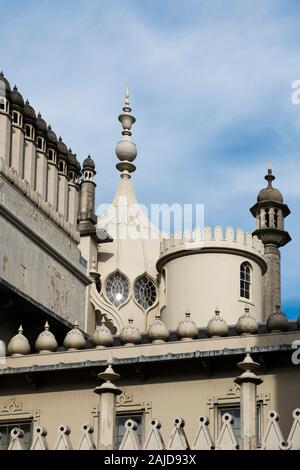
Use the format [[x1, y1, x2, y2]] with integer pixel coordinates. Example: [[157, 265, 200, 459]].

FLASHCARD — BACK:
[[240, 262, 252, 300], [134, 274, 157, 310], [106, 272, 129, 307]]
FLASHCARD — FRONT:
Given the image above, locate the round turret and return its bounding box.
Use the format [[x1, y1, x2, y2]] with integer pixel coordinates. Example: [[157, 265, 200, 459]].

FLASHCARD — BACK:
[[63, 321, 86, 351], [24, 100, 36, 124], [119, 317, 142, 346], [236, 307, 258, 335], [36, 113, 47, 135], [0, 71, 11, 99], [92, 316, 114, 348], [83, 155, 95, 170], [10, 85, 24, 110], [176, 311, 198, 341], [47, 125, 58, 146], [206, 308, 229, 338], [147, 315, 169, 344], [7, 325, 31, 356], [57, 137, 68, 161], [266, 306, 289, 333], [35, 322, 58, 354]]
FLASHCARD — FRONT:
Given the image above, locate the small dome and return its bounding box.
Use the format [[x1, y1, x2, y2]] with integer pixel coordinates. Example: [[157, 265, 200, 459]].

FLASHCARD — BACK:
[[24, 100, 36, 122], [115, 140, 137, 162], [176, 311, 198, 341], [206, 308, 229, 338], [75, 156, 81, 173], [63, 321, 86, 351], [0, 71, 11, 98], [257, 187, 283, 203], [296, 315, 300, 330], [236, 307, 258, 335], [120, 316, 142, 346], [92, 316, 114, 349], [147, 315, 169, 344], [7, 325, 31, 356], [36, 113, 47, 134], [35, 322, 58, 354], [266, 306, 289, 333], [83, 155, 95, 170], [57, 137, 68, 160], [257, 169, 284, 203], [47, 125, 58, 145], [67, 148, 77, 167], [11, 85, 24, 109]]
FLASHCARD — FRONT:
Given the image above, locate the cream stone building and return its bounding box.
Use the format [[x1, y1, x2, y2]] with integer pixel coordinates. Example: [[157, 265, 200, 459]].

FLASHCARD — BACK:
[[0, 72, 300, 451]]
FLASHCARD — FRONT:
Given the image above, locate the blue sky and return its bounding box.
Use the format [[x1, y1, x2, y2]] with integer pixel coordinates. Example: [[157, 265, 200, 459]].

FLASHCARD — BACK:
[[1, 0, 300, 318]]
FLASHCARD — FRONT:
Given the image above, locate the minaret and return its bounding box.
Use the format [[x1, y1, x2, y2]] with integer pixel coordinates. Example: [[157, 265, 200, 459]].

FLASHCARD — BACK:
[[78, 155, 97, 233], [35, 113, 48, 199], [57, 137, 69, 219], [115, 87, 137, 179], [23, 100, 37, 187], [250, 167, 291, 320], [0, 71, 12, 166], [10, 86, 25, 177], [67, 149, 81, 228], [46, 125, 59, 210]]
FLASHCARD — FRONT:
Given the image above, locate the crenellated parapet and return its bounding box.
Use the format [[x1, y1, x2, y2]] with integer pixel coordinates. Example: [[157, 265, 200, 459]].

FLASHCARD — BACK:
[[0, 157, 79, 243], [159, 226, 265, 262]]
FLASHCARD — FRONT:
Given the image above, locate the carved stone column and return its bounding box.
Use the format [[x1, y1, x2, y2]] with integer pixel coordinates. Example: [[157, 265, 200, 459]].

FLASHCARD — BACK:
[[234, 348, 263, 450], [94, 355, 122, 450]]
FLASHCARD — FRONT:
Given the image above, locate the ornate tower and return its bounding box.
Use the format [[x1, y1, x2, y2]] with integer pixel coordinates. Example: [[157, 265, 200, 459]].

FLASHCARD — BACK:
[[250, 168, 291, 320], [78, 155, 97, 233], [0, 71, 12, 166]]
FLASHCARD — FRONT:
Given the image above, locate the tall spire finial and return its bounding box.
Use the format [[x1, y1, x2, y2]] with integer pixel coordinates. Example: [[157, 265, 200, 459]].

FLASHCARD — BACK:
[[115, 88, 137, 178], [265, 165, 275, 188]]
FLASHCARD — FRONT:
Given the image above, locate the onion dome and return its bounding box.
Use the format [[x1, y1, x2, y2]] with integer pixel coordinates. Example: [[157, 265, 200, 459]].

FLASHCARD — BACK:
[[24, 100, 36, 124], [57, 137, 68, 161], [236, 307, 258, 335], [47, 125, 58, 146], [176, 311, 198, 341], [35, 321, 58, 354], [0, 71, 11, 99], [67, 148, 78, 171], [119, 316, 142, 346], [147, 315, 169, 344], [206, 307, 229, 338], [115, 88, 137, 177], [296, 315, 300, 330], [257, 169, 283, 203], [83, 155, 95, 170], [7, 325, 31, 356], [92, 316, 114, 348], [10, 85, 24, 110], [36, 112, 47, 135], [63, 321, 86, 351], [266, 305, 289, 333]]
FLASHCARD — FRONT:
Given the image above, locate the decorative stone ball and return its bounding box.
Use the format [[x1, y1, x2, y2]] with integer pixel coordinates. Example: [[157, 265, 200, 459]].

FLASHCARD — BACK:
[[147, 316, 170, 344], [206, 308, 229, 338], [115, 140, 137, 162], [7, 325, 31, 356], [35, 322, 58, 354], [176, 311, 198, 341], [236, 307, 258, 336], [296, 315, 300, 330], [267, 306, 289, 333], [63, 321, 86, 351], [120, 317, 142, 346], [92, 317, 114, 349]]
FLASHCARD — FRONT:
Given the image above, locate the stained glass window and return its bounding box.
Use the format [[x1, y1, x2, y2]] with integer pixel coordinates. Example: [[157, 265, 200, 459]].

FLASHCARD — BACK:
[[134, 275, 157, 310], [106, 272, 129, 307]]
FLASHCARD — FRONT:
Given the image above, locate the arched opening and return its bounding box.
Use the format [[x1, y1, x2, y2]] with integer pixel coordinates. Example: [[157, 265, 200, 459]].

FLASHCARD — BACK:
[[240, 262, 252, 300]]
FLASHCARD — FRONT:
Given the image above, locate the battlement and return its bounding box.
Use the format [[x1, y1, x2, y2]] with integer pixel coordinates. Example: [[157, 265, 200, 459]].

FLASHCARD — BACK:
[[0, 157, 79, 243], [160, 226, 265, 259]]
